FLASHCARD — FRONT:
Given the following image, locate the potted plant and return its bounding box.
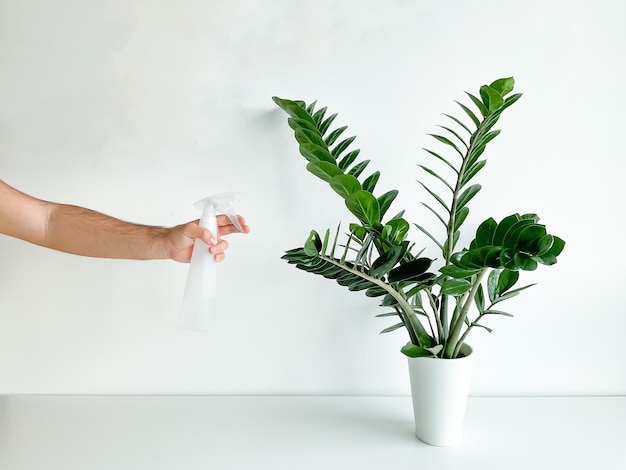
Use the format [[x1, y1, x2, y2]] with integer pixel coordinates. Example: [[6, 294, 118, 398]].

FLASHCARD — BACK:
[[273, 77, 565, 446]]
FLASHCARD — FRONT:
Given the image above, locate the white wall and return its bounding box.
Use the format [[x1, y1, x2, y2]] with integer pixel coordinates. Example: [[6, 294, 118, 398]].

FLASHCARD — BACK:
[[0, 0, 624, 396]]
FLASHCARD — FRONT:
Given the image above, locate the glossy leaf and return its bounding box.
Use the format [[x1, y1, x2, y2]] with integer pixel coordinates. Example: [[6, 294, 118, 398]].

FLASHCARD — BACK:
[[338, 149, 360, 171], [474, 284, 485, 313], [332, 136, 356, 158], [456, 184, 481, 210], [362, 171, 380, 193], [299, 143, 335, 164], [371, 243, 408, 278], [401, 342, 438, 358], [382, 218, 410, 244], [303, 231, 322, 256], [380, 322, 405, 334], [439, 265, 480, 279], [455, 100, 480, 128], [330, 174, 361, 199], [345, 190, 381, 226], [454, 206, 470, 232], [306, 161, 343, 182], [348, 159, 370, 178], [377, 190, 398, 219], [388, 257, 433, 283], [489, 77, 515, 96], [460, 160, 487, 187], [312, 106, 327, 126], [441, 279, 472, 295], [319, 113, 337, 135], [466, 92, 488, 117], [325, 126, 348, 146]]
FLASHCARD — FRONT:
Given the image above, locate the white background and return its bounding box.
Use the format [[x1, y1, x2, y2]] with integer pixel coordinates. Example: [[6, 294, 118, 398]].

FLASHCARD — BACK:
[[0, 0, 624, 396]]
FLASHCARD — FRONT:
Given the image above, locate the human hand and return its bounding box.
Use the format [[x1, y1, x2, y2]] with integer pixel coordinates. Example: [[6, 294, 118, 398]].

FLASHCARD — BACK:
[[166, 214, 250, 263]]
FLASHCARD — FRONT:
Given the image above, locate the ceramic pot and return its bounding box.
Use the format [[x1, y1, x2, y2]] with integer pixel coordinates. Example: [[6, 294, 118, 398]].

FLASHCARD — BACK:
[[407, 343, 474, 446]]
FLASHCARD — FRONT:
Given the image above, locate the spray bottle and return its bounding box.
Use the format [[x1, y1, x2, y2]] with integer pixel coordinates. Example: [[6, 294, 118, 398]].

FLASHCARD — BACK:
[[180, 192, 243, 331]]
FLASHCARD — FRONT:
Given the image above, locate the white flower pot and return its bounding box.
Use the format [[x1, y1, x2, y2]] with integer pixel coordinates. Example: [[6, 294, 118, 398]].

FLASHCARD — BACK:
[[407, 343, 474, 446]]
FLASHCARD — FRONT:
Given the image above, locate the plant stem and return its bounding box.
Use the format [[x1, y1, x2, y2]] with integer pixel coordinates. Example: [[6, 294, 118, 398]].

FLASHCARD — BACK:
[[426, 289, 443, 343], [443, 269, 487, 358], [320, 254, 428, 343]]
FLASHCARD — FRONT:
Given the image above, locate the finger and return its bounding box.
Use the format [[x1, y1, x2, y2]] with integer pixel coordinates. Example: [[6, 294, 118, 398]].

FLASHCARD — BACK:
[[183, 221, 218, 245], [209, 238, 229, 255], [216, 214, 250, 236]]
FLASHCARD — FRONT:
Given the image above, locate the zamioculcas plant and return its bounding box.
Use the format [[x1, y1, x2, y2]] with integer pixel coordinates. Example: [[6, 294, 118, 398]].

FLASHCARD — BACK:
[[273, 77, 565, 359]]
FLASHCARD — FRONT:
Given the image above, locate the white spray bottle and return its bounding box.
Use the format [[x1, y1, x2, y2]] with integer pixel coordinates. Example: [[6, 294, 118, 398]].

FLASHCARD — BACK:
[[180, 192, 243, 331]]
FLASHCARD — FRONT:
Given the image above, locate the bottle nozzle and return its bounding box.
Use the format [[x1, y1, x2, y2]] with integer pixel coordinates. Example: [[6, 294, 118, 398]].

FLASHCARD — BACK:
[[193, 192, 244, 232]]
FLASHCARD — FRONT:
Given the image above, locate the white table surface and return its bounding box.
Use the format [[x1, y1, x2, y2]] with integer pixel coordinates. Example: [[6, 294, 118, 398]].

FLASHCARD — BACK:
[[0, 395, 624, 470]]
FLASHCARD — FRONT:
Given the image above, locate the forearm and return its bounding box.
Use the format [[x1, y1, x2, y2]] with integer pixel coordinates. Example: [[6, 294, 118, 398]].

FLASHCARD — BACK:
[[45, 203, 171, 260]]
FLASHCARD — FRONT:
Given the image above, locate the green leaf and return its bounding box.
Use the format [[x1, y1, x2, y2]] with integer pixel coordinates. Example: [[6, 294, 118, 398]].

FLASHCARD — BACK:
[[375, 312, 400, 318], [377, 190, 398, 219], [441, 278, 472, 295], [489, 77, 515, 97], [475, 284, 485, 313], [288, 117, 319, 134], [455, 101, 480, 128], [456, 184, 481, 210], [371, 244, 408, 278], [329, 174, 361, 199], [514, 253, 538, 271], [492, 283, 536, 305], [487, 269, 499, 302], [345, 190, 381, 226], [418, 165, 454, 192], [382, 218, 410, 244], [338, 149, 360, 171], [457, 246, 502, 269], [437, 125, 468, 150], [483, 309, 514, 317], [325, 126, 348, 146], [401, 342, 437, 358], [348, 225, 365, 246], [460, 160, 487, 187], [497, 269, 519, 294], [422, 148, 457, 173], [362, 171, 380, 193], [473, 129, 501, 151], [332, 136, 356, 159], [417, 334, 432, 348], [295, 128, 327, 148], [348, 159, 370, 178], [312, 106, 327, 126], [492, 214, 521, 246], [380, 322, 405, 334], [544, 235, 565, 258], [439, 265, 480, 279], [299, 143, 335, 164], [475, 217, 497, 248], [306, 161, 343, 182], [453, 206, 470, 232], [414, 223, 444, 252], [303, 231, 322, 256], [321, 228, 330, 255], [319, 113, 337, 135], [517, 224, 547, 252], [388, 257, 433, 283], [429, 133, 463, 157], [444, 113, 472, 135], [418, 182, 450, 213], [466, 92, 489, 117], [479, 85, 504, 111], [272, 97, 315, 124]]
